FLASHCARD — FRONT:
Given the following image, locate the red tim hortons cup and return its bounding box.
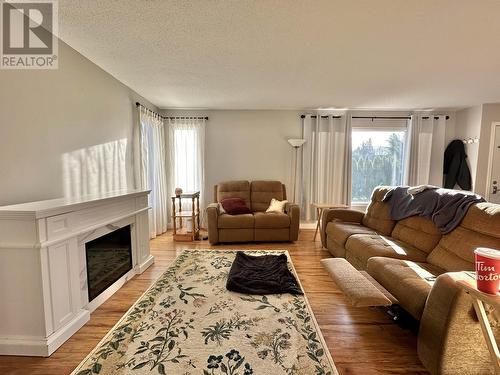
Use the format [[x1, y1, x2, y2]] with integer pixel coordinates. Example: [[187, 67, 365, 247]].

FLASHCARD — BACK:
[[474, 248, 500, 295]]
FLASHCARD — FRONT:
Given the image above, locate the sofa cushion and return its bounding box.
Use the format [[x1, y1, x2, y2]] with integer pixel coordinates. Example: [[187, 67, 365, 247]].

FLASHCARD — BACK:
[[326, 235, 348, 258], [461, 202, 500, 237], [266, 198, 288, 213], [427, 228, 500, 272], [361, 186, 396, 235], [216, 180, 251, 207], [427, 202, 500, 272], [220, 198, 251, 215], [367, 257, 446, 319], [254, 212, 290, 228], [250, 180, 284, 212], [326, 221, 376, 247], [391, 216, 442, 254], [218, 213, 255, 229], [346, 234, 428, 269]]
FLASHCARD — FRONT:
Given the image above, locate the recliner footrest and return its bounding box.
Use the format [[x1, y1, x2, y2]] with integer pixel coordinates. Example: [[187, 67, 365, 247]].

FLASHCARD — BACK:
[[359, 271, 399, 305], [321, 258, 397, 307]]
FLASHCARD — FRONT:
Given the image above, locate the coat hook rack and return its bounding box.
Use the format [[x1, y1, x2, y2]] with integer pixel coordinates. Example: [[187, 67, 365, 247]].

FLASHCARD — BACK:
[[462, 137, 479, 144]]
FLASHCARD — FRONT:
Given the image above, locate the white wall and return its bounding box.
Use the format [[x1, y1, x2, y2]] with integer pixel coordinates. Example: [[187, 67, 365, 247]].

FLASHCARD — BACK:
[[162, 110, 302, 205], [454, 106, 482, 191], [0, 40, 155, 205], [444, 112, 456, 146], [477, 103, 500, 196], [453, 104, 500, 196]]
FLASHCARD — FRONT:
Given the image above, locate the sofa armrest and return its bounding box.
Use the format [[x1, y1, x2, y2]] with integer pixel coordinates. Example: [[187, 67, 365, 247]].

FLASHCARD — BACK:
[[285, 203, 300, 241], [320, 208, 364, 248], [418, 272, 496, 375], [323, 208, 364, 224], [206, 203, 219, 244]]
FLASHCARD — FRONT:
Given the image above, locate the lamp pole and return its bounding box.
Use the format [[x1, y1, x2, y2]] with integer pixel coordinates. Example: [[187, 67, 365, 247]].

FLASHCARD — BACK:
[[287, 139, 306, 203], [292, 146, 299, 202]]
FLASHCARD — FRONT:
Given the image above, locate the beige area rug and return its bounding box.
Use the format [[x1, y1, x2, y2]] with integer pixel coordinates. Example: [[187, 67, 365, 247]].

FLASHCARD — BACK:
[[72, 250, 338, 375]]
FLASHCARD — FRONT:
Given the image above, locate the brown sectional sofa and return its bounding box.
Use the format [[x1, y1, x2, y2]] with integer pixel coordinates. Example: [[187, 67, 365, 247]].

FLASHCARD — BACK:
[[206, 180, 299, 244], [320, 186, 500, 375]]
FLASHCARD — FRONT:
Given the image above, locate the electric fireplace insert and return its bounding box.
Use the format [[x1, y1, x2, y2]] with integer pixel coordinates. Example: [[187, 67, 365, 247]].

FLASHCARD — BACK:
[[85, 225, 132, 302]]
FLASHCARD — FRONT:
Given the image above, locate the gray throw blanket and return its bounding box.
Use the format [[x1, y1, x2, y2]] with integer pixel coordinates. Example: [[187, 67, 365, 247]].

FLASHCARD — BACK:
[[383, 186, 485, 234]]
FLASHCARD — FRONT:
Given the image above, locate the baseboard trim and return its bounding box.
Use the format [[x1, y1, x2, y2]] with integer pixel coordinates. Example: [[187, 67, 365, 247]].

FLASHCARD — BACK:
[[299, 222, 316, 229], [137, 254, 155, 274], [0, 310, 90, 357]]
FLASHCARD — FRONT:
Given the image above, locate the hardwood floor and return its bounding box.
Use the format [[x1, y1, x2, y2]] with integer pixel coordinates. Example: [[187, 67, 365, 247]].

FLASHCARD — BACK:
[[0, 230, 429, 375]]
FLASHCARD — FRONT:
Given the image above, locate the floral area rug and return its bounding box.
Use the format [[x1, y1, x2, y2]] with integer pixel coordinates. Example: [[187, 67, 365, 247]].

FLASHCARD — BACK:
[[72, 250, 338, 375]]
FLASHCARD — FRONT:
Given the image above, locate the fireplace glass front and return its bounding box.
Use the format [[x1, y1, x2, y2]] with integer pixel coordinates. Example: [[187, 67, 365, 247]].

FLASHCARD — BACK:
[[85, 225, 133, 302]]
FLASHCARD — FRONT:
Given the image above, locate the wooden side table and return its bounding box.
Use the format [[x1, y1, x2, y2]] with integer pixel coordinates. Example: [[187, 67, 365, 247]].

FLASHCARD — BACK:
[[312, 203, 349, 241], [171, 191, 200, 242], [457, 279, 500, 374]]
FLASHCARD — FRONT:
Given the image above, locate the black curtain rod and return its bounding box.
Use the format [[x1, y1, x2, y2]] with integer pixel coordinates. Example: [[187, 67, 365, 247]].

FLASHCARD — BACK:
[[300, 115, 342, 119], [352, 115, 450, 120], [424, 115, 450, 120], [352, 116, 410, 120], [135, 102, 208, 120], [163, 116, 209, 120], [301, 114, 449, 120]]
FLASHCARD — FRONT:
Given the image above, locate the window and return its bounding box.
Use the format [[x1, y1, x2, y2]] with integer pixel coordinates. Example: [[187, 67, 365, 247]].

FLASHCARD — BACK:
[[167, 119, 206, 216], [173, 127, 199, 191], [351, 119, 407, 203]]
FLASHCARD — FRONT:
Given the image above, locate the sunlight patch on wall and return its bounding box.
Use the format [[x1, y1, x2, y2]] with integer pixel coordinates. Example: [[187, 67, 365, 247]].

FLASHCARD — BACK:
[[62, 139, 128, 198]]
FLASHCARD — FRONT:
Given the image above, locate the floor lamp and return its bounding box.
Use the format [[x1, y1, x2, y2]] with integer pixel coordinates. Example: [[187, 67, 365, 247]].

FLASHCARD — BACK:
[[288, 138, 306, 203]]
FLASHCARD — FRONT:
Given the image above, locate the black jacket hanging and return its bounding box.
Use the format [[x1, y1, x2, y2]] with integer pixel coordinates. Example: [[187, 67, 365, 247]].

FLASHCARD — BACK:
[[443, 139, 472, 190]]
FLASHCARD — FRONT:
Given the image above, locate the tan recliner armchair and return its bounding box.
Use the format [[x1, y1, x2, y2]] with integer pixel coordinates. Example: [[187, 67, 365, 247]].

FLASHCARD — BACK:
[[206, 180, 300, 244]]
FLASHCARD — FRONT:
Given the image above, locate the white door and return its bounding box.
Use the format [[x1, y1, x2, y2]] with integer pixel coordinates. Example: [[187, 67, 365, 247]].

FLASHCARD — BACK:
[[488, 123, 500, 204]]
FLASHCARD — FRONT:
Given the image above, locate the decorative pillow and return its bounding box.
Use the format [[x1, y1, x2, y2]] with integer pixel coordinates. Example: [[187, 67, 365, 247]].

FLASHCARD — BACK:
[[220, 198, 251, 215], [266, 198, 288, 213]]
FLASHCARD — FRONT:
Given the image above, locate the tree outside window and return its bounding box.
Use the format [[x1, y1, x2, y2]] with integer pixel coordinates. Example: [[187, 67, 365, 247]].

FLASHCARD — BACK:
[[351, 130, 406, 203]]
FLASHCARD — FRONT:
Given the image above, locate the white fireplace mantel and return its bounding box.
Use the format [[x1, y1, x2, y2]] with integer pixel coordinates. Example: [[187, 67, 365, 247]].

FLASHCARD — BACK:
[[0, 189, 154, 356]]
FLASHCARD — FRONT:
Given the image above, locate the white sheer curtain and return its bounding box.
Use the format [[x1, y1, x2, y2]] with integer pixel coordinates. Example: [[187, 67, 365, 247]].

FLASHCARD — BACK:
[[135, 106, 168, 238], [300, 114, 352, 221], [406, 115, 446, 186], [167, 118, 206, 224]]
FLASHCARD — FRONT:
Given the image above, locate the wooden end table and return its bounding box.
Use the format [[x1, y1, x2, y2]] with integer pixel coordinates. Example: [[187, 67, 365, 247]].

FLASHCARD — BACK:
[[312, 203, 349, 241], [171, 191, 200, 242], [457, 279, 500, 373]]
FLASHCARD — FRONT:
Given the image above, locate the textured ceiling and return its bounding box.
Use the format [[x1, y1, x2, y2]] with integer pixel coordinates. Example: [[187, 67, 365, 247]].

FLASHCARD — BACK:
[[58, 0, 500, 110]]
